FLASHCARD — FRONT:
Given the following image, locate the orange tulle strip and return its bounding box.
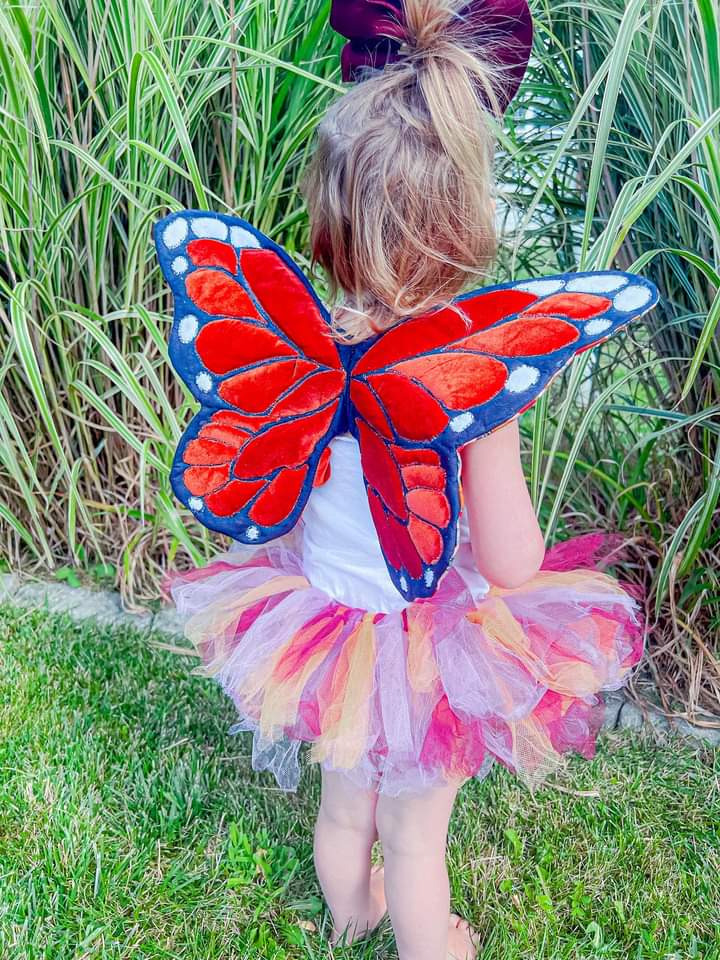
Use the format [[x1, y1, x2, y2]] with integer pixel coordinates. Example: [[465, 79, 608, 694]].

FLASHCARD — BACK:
[[186, 574, 311, 677], [311, 613, 376, 770], [260, 612, 347, 738], [489, 569, 628, 597]]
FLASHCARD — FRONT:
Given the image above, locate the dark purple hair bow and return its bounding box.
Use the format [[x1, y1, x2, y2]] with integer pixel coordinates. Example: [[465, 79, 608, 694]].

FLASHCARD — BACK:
[[330, 0, 533, 114]]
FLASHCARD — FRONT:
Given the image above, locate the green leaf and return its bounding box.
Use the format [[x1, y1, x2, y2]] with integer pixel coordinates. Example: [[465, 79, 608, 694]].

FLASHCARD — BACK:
[[55, 566, 82, 588]]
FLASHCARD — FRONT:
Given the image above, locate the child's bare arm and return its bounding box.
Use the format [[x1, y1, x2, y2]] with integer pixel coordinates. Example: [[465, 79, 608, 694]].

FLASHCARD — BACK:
[[460, 419, 545, 589]]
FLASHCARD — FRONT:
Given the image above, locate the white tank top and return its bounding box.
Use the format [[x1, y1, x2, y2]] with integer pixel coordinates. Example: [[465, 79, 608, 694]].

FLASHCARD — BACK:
[[301, 434, 489, 613]]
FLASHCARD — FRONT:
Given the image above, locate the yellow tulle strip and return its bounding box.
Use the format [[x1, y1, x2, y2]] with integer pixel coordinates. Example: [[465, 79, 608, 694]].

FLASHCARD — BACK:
[[258, 614, 347, 739], [312, 613, 376, 771], [468, 596, 609, 696], [508, 714, 561, 786], [407, 608, 440, 695], [186, 575, 310, 677], [489, 569, 629, 598]]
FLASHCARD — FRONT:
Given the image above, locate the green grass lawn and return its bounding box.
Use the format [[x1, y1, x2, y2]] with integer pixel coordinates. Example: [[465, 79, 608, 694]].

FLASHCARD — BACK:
[[0, 604, 718, 960]]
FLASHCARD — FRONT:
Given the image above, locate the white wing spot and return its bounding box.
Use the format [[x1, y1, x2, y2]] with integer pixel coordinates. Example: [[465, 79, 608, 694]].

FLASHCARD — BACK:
[[450, 413, 475, 433], [190, 216, 228, 241], [424, 569, 434, 588], [585, 318, 613, 335], [178, 314, 198, 343], [246, 526, 260, 541], [399, 575, 408, 593], [450, 412, 474, 433], [506, 364, 540, 393], [162, 218, 188, 249], [515, 279, 564, 296], [195, 372, 212, 392], [230, 225, 261, 248], [613, 285, 652, 312], [171, 256, 188, 275], [566, 274, 629, 293], [188, 497, 203, 512]]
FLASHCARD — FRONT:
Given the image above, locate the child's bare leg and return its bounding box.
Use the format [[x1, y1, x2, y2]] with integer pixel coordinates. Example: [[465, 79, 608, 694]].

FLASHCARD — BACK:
[[313, 768, 386, 943], [376, 780, 476, 960]]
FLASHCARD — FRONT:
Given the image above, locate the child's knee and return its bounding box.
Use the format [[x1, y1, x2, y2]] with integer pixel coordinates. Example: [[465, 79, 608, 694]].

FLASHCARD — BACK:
[[375, 783, 459, 858], [375, 802, 440, 858], [318, 797, 375, 836], [318, 773, 378, 836]]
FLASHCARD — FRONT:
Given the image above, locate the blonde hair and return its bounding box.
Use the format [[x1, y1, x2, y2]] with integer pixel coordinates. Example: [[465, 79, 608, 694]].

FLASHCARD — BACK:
[[303, 0, 500, 342]]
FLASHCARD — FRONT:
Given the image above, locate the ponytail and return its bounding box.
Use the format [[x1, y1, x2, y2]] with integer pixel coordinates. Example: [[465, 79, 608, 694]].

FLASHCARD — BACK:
[[304, 0, 501, 342]]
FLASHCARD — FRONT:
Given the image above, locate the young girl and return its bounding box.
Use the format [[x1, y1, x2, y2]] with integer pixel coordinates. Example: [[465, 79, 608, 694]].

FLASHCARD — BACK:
[[161, 1, 651, 956]]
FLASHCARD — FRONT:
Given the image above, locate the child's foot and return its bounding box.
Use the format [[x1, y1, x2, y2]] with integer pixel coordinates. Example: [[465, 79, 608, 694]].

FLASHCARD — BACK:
[[447, 914, 478, 960], [331, 864, 387, 945]]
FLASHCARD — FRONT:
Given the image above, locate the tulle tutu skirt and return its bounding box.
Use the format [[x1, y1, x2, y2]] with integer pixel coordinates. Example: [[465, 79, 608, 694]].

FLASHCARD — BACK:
[[169, 533, 643, 796]]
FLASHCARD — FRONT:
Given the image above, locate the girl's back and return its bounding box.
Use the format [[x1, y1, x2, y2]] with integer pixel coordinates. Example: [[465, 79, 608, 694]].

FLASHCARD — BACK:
[[302, 433, 489, 612]]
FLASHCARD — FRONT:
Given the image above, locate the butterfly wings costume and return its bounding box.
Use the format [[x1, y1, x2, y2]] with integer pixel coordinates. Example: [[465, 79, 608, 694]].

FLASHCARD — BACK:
[[156, 211, 658, 602]]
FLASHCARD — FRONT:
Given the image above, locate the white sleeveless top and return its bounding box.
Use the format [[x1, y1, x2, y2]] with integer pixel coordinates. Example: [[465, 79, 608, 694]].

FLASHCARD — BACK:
[[301, 435, 489, 613]]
